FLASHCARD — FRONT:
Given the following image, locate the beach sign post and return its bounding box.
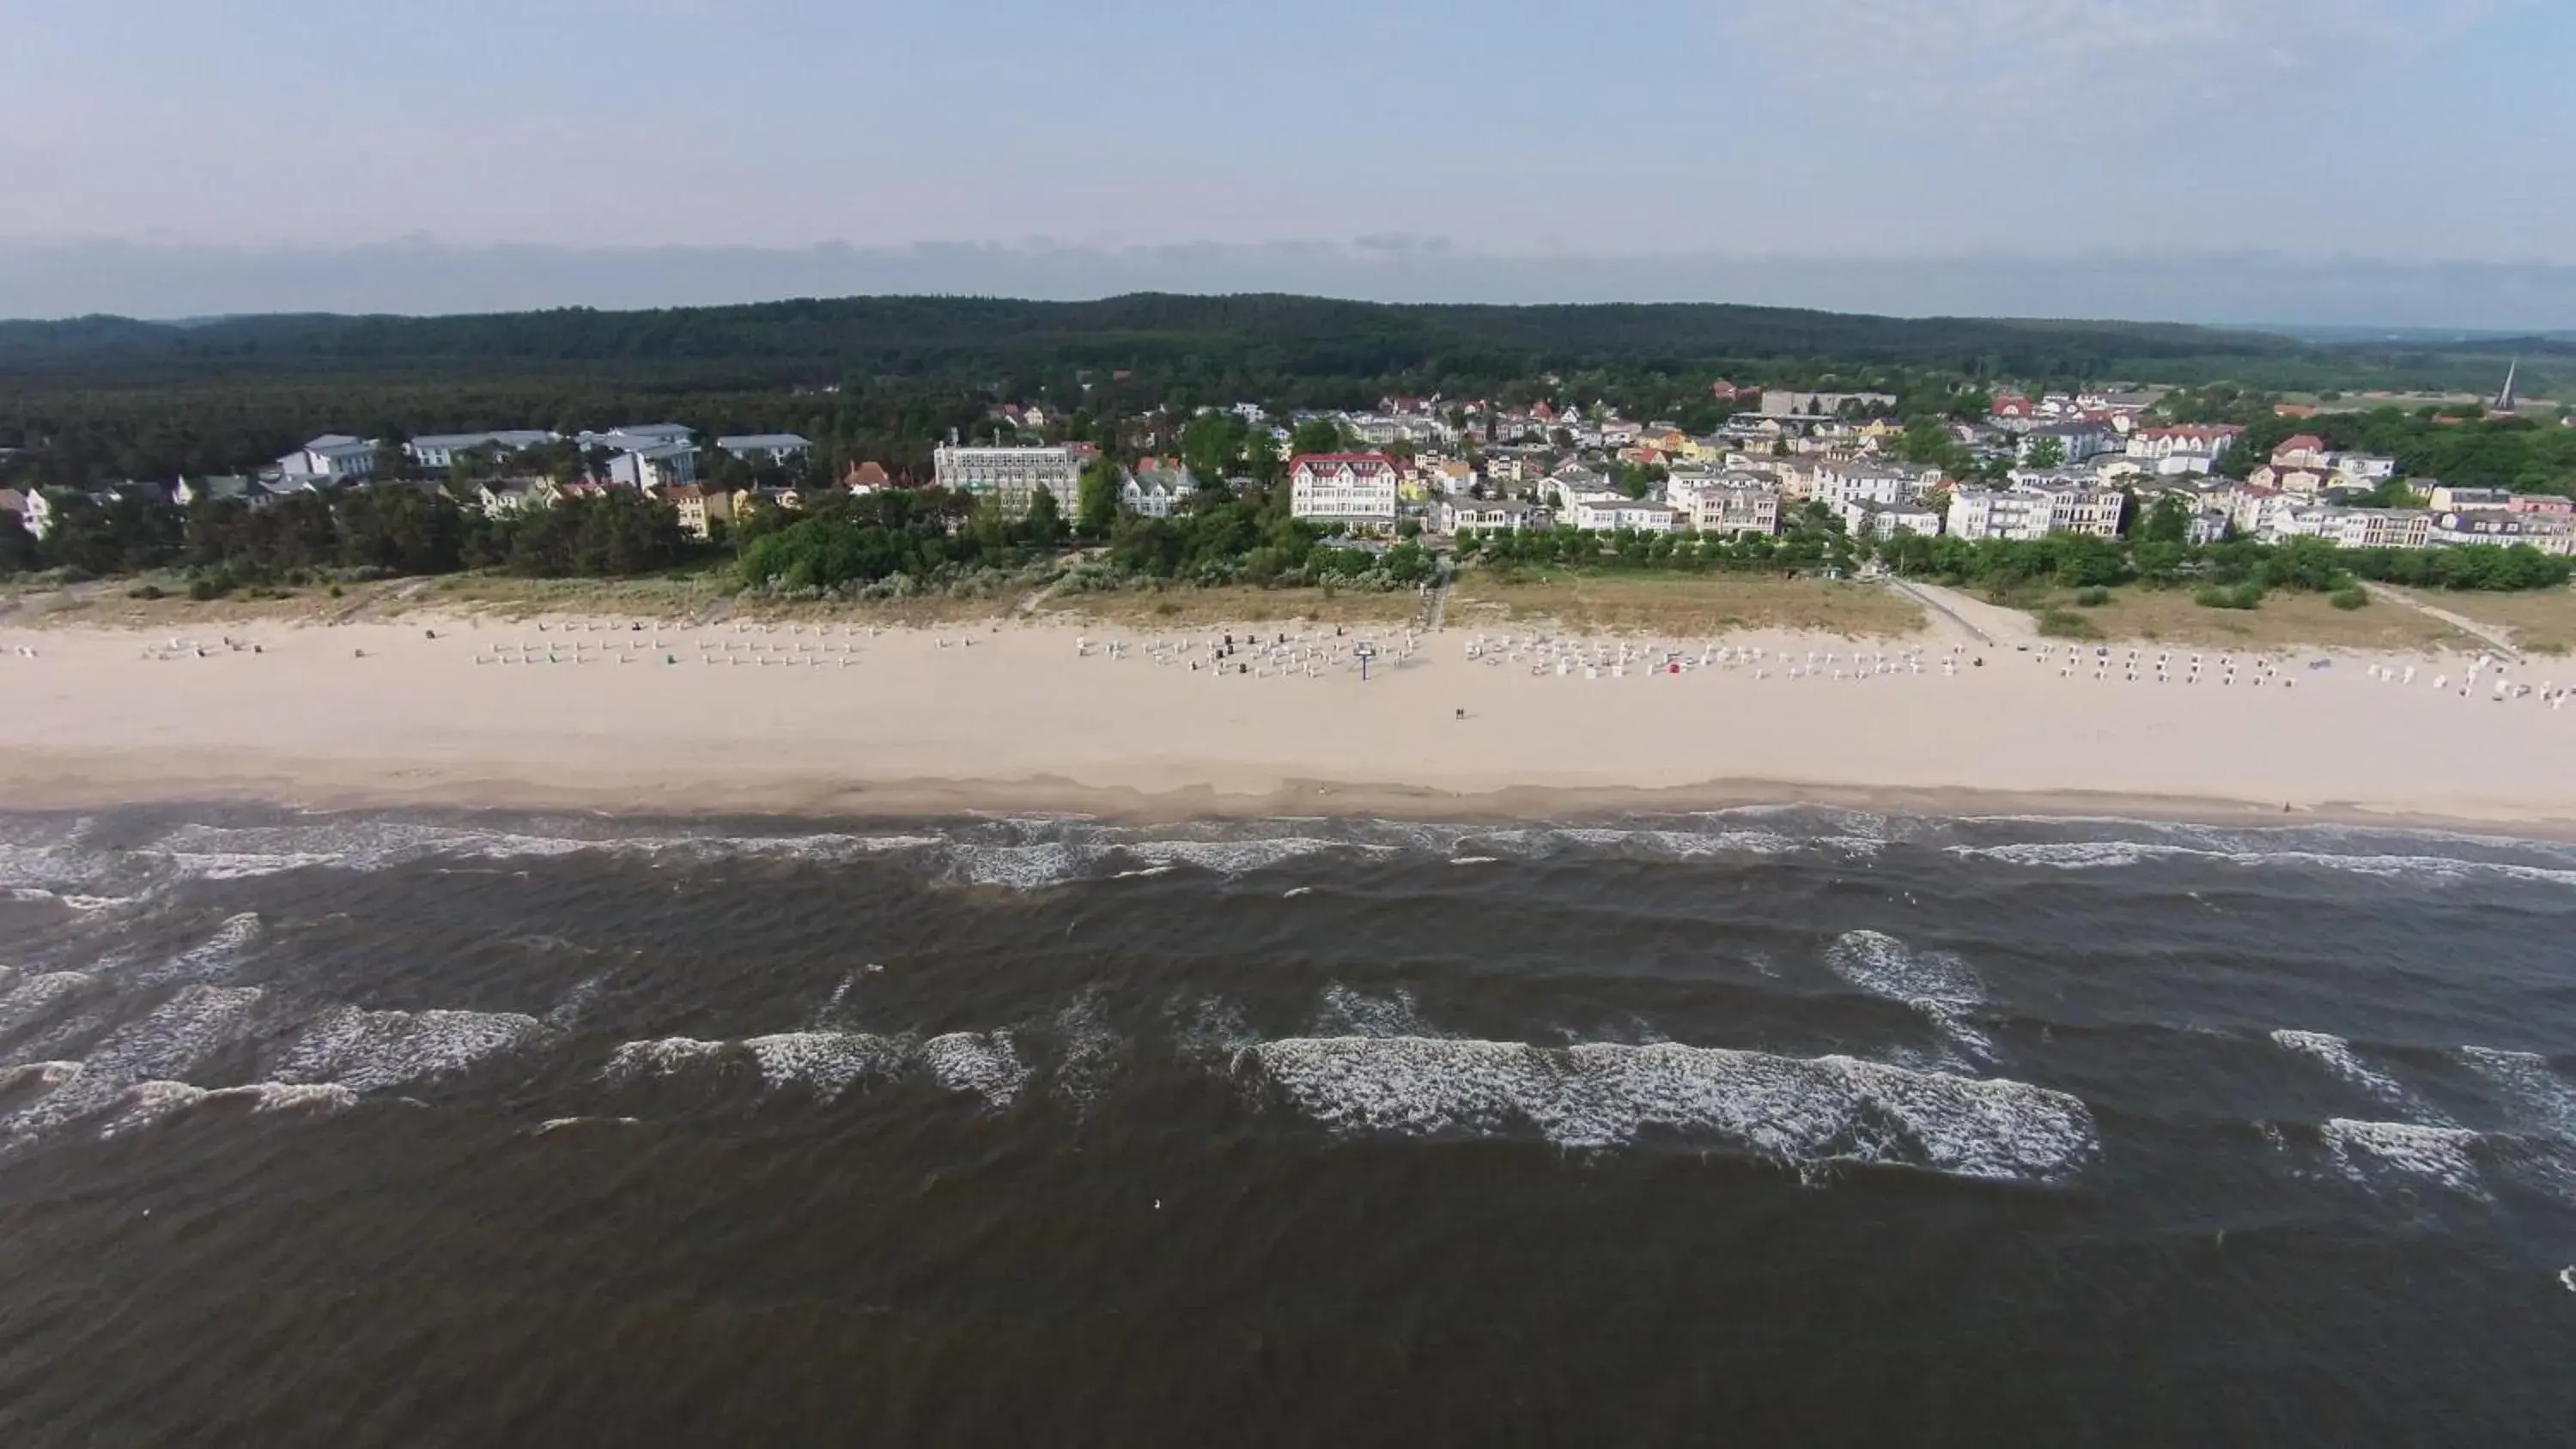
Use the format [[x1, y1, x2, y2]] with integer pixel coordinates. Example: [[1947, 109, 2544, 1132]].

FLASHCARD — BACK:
[[1355, 641, 1378, 682]]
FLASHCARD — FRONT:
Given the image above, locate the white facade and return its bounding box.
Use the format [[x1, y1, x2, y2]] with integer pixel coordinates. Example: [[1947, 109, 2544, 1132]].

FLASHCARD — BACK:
[[1812, 465, 1920, 510], [407, 430, 562, 471], [1572, 498, 1678, 533], [715, 433, 815, 466], [1946, 485, 2125, 542], [2269, 506, 2433, 549], [933, 445, 1084, 520], [1840, 500, 1941, 539], [1287, 454, 1400, 524], [1670, 480, 1782, 537], [276, 433, 377, 482], [2124, 426, 2241, 476], [1437, 498, 1535, 534], [1121, 465, 1200, 519]]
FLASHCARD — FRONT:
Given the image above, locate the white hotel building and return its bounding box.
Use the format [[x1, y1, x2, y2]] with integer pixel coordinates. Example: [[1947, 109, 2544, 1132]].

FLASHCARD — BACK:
[[933, 445, 1084, 520], [1287, 452, 1401, 526]]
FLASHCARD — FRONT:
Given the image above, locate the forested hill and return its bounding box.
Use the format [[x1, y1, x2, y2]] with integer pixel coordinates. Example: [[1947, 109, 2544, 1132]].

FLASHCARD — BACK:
[[0, 294, 2299, 390]]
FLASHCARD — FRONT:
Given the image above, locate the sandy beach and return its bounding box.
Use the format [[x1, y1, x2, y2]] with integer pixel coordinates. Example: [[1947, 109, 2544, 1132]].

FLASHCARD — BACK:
[[3, 591, 2573, 831]]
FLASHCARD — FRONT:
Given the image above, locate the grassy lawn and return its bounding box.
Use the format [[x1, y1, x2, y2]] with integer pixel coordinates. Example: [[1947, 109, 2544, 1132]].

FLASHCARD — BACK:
[[2395, 586, 2576, 656], [1042, 585, 1425, 629], [1448, 572, 1926, 637], [2010, 585, 2478, 652]]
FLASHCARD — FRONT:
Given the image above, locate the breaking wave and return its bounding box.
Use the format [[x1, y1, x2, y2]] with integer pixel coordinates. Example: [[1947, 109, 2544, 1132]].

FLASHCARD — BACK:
[[1824, 931, 1994, 1061], [609, 1028, 1030, 1109], [1242, 1034, 2096, 1184], [275, 1005, 552, 1094], [2319, 1119, 2489, 1202]]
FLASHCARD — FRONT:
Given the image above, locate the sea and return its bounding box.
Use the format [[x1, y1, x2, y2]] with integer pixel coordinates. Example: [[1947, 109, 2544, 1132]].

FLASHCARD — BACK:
[[2, 804, 2573, 1445]]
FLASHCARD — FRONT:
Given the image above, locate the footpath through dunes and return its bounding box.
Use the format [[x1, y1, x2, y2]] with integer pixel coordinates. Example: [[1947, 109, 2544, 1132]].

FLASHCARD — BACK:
[[7, 804, 2576, 1440], [7, 605, 2576, 827]]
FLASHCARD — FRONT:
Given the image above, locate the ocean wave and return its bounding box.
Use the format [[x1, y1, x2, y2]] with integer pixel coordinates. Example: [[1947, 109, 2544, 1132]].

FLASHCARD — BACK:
[[93, 1080, 358, 1140], [1948, 840, 2576, 889], [1824, 931, 1994, 1061], [1242, 1034, 2096, 1183], [3, 985, 266, 1135], [609, 1029, 1028, 1108], [2460, 1047, 2576, 1141], [118, 912, 262, 985], [274, 1005, 552, 1094], [0, 971, 97, 1034], [1317, 983, 1440, 1040], [2270, 1030, 2445, 1121], [2319, 1119, 2489, 1201]]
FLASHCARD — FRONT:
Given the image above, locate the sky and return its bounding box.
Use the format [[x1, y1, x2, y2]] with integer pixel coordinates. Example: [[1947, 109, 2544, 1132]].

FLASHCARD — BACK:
[[5, 0, 2573, 324]]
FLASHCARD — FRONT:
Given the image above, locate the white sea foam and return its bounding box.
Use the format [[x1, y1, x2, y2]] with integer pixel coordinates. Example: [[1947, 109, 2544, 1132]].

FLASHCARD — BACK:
[[607, 1028, 1026, 1108], [923, 1032, 1030, 1108], [92, 1080, 357, 1140], [536, 1115, 642, 1135], [604, 1036, 728, 1081], [1246, 1035, 2096, 1183], [1947, 840, 2576, 889], [2460, 1047, 2576, 1141], [137, 819, 945, 883], [124, 912, 262, 985], [1050, 991, 1121, 1108], [742, 1031, 909, 1100], [3, 985, 265, 1135], [2320, 1119, 2489, 1201], [1824, 931, 1994, 1061], [0, 971, 95, 1034], [2270, 1030, 2443, 1121], [275, 1005, 551, 1094]]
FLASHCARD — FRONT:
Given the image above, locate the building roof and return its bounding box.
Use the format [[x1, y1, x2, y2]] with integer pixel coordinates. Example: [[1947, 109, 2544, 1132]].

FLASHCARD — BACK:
[[716, 433, 813, 451], [1289, 452, 1400, 474]]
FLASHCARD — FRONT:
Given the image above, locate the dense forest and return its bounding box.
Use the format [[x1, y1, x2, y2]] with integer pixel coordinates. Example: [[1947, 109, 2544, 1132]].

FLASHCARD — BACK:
[[1, 294, 2567, 493]]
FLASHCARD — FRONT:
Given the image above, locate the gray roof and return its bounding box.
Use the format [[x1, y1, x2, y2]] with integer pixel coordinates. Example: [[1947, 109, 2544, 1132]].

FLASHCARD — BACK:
[[716, 433, 814, 451]]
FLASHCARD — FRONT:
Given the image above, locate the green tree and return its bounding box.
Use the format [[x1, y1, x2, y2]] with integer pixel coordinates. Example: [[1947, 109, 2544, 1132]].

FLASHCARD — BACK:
[[1024, 486, 1068, 546], [2023, 436, 2066, 470], [1076, 461, 1119, 537], [1289, 418, 1347, 456]]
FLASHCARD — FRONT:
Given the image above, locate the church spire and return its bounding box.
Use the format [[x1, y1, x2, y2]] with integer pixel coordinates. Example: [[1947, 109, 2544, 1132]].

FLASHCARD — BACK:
[[2494, 359, 2520, 415]]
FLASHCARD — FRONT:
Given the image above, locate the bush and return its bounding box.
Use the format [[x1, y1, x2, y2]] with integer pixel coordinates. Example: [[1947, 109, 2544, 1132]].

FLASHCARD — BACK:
[[127, 583, 166, 600], [2195, 583, 2263, 610], [2038, 609, 2101, 640], [2329, 586, 2368, 611], [2073, 586, 2111, 608]]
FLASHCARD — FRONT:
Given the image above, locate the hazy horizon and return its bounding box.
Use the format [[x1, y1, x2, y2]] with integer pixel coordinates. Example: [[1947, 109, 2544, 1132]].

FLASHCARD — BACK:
[[9, 0, 2570, 327]]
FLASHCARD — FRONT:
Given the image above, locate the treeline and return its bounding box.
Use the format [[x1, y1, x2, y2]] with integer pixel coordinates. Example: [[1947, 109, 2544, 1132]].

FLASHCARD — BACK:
[[0, 294, 2306, 390], [16, 487, 696, 588], [1455, 506, 1860, 577], [1876, 530, 2573, 597]]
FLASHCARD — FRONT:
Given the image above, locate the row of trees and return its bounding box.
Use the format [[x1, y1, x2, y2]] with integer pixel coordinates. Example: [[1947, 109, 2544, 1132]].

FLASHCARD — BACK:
[[15, 486, 696, 585], [1874, 530, 2572, 596]]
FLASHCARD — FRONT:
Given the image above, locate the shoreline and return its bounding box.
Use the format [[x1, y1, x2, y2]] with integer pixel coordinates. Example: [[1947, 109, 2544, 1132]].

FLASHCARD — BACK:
[[8, 609, 2576, 843], [5, 753, 2574, 846]]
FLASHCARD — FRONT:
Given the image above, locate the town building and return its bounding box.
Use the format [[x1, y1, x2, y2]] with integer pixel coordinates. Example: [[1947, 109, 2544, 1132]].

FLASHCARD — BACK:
[[579, 425, 699, 490], [1121, 462, 1200, 519], [662, 483, 732, 542], [1670, 478, 1783, 537], [276, 434, 377, 483], [407, 430, 562, 472], [1757, 390, 1899, 419], [1437, 497, 1536, 534], [2270, 506, 2433, 549], [1286, 452, 1401, 525], [2429, 508, 2576, 554], [1571, 497, 1678, 533], [1838, 500, 1942, 540], [1946, 484, 2125, 542], [715, 433, 815, 467], [2123, 424, 2243, 475], [932, 445, 1084, 520]]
